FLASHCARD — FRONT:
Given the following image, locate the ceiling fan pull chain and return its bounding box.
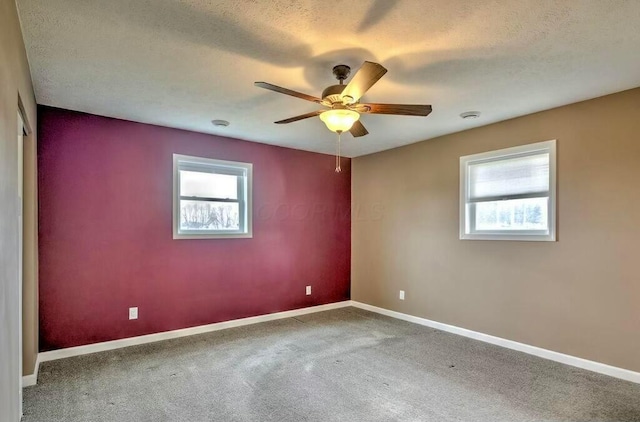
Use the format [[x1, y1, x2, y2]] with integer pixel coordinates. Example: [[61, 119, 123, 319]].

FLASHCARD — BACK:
[[335, 132, 342, 173]]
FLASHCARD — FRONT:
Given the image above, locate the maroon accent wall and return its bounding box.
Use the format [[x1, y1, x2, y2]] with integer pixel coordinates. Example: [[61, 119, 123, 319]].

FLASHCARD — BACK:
[[38, 106, 351, 351]]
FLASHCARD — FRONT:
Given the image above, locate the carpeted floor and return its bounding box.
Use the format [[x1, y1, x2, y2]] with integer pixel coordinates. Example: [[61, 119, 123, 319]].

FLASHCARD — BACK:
[[23, 307, 640, 421]]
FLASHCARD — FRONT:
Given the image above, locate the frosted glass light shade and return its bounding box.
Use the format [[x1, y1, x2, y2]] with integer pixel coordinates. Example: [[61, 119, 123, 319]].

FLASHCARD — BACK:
[[319, 109, 360, 133]]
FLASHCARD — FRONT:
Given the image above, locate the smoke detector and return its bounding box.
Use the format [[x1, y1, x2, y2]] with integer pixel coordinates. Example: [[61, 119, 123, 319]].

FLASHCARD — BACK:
[[211, 119, 230, 127], [460, 111, 481, 120]]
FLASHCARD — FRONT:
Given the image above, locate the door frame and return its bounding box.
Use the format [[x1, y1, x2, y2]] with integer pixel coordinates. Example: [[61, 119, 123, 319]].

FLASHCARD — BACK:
[[17, 110, 25, 418]]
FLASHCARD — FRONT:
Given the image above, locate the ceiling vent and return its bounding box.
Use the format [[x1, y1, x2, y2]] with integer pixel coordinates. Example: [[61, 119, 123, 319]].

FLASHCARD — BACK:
[[460, 111, 481, 120], [211, 119, 230, 127]]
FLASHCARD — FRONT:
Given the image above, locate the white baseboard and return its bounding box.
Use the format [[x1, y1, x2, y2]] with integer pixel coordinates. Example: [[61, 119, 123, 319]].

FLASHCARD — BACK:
[[35, 301, 352, 367], [24, 300, 640, 387], [351, 301, 640, 384], [22, 353, 41, 387]]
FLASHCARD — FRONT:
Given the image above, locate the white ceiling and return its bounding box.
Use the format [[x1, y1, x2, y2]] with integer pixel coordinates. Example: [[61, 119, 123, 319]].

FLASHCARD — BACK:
[[17, 0, 640, 157]]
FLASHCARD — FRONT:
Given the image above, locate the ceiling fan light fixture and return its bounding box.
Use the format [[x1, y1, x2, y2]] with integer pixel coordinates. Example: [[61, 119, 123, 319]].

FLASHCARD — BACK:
[[319, 109, 360, 133]]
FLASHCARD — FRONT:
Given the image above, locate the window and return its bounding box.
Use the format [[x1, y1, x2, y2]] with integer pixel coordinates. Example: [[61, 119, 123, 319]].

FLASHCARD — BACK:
[[173, 154, 252, 239], [460, 140, 556, 241]]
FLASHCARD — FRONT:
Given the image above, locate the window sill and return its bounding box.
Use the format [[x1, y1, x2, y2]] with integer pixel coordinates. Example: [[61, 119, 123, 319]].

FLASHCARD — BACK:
[[173, 232, 253, 240], [460, 233, 556, 242]]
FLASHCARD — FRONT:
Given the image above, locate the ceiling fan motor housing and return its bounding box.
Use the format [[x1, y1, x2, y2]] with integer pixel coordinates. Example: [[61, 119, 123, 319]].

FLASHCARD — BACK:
[[324, 64, 354, 106], [322, 84, 348, 106]]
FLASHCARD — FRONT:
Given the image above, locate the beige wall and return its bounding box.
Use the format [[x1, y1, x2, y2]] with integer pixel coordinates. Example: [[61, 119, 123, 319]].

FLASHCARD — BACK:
[[1, 0, 38, 419], [352, 87, 640, 373]]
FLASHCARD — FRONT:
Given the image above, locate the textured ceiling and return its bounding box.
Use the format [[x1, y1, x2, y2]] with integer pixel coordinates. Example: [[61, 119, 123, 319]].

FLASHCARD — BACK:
[[17, 0, 640, 157]]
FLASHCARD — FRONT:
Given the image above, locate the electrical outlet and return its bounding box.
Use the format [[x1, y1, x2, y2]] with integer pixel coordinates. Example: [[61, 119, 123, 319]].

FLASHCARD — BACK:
[[306, 285, 312, 295], [129, 307, 138, 320], [399, 290, 405, 300]]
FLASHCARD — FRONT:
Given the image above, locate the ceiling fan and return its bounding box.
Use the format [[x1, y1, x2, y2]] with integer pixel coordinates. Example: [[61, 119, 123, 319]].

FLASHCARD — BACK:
[[254, 61, 432, 171], [255, 61, 432, 137]]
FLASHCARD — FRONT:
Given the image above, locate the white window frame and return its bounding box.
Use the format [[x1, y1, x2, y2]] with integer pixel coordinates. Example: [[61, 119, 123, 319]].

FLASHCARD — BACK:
[[173, 154, 252, 239], [459, 140, 556, 241]]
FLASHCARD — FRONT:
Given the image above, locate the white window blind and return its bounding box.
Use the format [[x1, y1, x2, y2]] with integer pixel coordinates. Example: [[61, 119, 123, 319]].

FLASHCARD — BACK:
[[468, 153, 550, 201], [179, 171, 239, 200]]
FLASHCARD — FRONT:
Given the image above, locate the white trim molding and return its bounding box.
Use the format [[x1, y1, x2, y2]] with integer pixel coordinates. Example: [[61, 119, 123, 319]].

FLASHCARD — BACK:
[[459, 139, 557, 242], [172, 154, 253, 239], [22, 354, 41, 387], [36, 301, 352, 365], [23, 300, 640, 387], [351, 301, 640, 384]]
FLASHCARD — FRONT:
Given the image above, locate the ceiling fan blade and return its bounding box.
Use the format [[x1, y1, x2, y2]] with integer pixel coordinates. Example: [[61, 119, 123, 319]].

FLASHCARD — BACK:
[[340, 61, 388, 104], [274, 110, 322, 124], [349, 120, 369, 137], [255, 82, 322, 104], [359, 103, 432, 116]]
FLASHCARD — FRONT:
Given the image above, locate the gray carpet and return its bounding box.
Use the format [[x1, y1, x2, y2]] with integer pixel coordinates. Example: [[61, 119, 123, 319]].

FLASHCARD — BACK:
[[23, 307, 640, 421]]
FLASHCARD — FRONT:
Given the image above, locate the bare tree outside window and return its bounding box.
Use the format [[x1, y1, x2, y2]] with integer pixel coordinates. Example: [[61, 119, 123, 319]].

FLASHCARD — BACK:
[[180, 201, 239, 231]]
